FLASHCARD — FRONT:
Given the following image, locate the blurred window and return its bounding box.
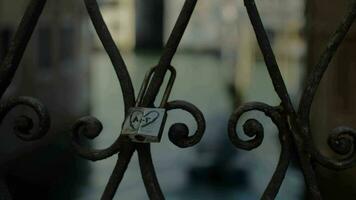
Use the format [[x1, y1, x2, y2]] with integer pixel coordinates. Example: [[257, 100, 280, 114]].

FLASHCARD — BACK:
[[60, 26, 75, 63], [38, 27, 52, 69]]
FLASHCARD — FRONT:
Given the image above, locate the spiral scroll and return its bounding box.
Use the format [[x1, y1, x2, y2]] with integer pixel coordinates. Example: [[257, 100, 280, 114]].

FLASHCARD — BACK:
[[309, 126, 356, 170], [297, 0, 356, 171], [228, 102, 293, 199], [71, 116, 127, 161], [166, 100, 205, 148], [0, 1, 50, 198], [229, 0, 356, 199], [0, 96, 50, 141], [228, 102, 286, 150], [0, 0, 50, 141], [69, 0, 203, 199]]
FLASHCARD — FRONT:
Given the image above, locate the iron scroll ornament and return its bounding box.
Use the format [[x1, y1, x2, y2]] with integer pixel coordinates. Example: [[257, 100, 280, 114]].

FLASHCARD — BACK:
[[0, 0, 51, 141], [0, 0, 51, 198], [71, 0, 205, 199], [228, 0, 356, 199], [0, 0, 51, 197]]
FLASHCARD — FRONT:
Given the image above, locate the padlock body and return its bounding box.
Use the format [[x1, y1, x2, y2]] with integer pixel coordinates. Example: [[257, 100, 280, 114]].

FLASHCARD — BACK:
[[122, 107, 167, 143]]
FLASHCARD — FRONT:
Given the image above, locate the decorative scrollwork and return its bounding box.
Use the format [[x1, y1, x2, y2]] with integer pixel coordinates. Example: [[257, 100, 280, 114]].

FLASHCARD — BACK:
[[69, 0, 204, 199], [71, 116, 126, 161], [0, 2, 50, 199], [297, 0, 356, 172], [229, 0, 356, 199], [228, 102, 283, 150], [166, 100, 205, 148], [0, 0, 50, 141], [0, 96, 50, 141], [310, 126, 356, 170], [228, 102, 292, 199], [328, 127, 356, 156], [0, 0, 50, 143]]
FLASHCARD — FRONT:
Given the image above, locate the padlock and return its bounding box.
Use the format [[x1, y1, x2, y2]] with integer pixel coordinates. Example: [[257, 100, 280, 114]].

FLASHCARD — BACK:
[[122, 66, 176, 143]]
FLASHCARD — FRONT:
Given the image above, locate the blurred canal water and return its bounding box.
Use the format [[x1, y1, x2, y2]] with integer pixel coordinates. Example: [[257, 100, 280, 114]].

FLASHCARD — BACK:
[[77, 51, 304, 200]]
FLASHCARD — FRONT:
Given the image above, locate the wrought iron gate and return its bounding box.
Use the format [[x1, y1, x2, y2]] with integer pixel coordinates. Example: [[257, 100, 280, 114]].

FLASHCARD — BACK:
[[0, 0, 355, 199]]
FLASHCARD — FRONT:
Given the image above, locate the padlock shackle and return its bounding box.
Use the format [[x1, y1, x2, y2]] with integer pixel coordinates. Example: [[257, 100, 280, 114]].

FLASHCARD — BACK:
[[136, 66, 176, 108], [136, 68, 155, 107], [160, 66, 176, 108]]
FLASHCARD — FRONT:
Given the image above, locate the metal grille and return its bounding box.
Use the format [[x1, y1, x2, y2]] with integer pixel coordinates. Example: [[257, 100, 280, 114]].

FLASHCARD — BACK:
[[228, 0, 356, 199], [0, 0, 355, 199]]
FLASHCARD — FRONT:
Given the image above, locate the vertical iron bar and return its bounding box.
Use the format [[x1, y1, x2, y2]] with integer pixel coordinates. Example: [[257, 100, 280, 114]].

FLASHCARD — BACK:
[[101, 145, 135, 200], [141, 0, 197, 107], [243, 0, 295, 114], [84, 0, 135, 114], [243, 0, 324, 198], [0, 0, 47, 98], [137, 144, 165, 200]]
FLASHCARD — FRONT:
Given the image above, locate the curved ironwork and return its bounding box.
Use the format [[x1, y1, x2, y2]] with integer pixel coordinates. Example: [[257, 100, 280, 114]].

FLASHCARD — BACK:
[[70, 0, 205, 199], [0, 96, 50, 141], [228, 102, 293, 199], [0, 0, 51, 198], [166, 100, 205, 148], [1, 0, 354, 199], [228, 0, 356, 199]]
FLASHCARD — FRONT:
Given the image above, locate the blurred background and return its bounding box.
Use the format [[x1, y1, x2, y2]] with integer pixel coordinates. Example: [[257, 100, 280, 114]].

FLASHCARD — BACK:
[[0, 0, 355, 199]]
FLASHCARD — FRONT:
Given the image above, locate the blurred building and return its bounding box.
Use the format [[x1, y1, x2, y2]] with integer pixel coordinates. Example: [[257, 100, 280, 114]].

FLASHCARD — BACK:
[[164, 0, 305, 96], [163, 1, 306, 199], [307, 0, 356, 199], [0, 0, 91, 199], [0, 0, 91, 126], [232, 0, 306, 93], [165, 0, 222, 52], [94, 0, 135, 51]]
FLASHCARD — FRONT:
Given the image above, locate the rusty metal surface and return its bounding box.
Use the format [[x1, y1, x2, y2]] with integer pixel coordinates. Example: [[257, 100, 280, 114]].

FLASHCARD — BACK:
[[228, 0, 356, 199]]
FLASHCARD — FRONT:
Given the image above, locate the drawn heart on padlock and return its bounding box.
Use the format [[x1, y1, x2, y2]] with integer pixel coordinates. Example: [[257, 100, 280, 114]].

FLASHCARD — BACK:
[[129, 110, 160, 129], [129, 110, 143, 129], [141, 111, 160, 128]]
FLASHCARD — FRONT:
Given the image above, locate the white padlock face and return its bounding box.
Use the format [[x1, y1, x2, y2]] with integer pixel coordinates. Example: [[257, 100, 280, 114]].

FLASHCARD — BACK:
[[122, 107, 167, 143]]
